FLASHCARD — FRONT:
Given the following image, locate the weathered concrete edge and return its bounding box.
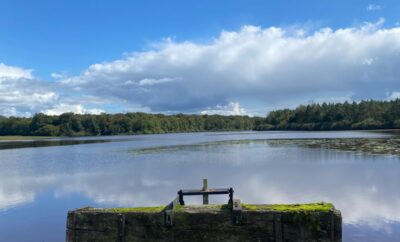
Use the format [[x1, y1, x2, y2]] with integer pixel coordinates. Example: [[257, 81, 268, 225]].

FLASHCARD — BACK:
[[66, 203, 342, 242]]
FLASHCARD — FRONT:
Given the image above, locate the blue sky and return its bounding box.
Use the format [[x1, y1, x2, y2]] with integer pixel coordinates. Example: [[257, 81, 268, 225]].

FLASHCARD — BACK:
[[1, 0, 400, 116]]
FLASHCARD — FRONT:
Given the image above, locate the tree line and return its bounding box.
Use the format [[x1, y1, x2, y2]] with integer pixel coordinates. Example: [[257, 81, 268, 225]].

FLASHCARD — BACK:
[[0, 112, 260, 136], [1, 99, 400, 136], [255, 99, 400, 131]]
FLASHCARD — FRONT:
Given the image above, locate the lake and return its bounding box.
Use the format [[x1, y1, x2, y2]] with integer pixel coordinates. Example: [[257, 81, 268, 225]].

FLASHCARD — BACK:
[[0, 131, 399, 241]]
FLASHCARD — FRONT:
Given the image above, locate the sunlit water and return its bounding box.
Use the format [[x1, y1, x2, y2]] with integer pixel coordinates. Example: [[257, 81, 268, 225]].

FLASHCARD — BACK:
[[0, 131, 399, 241]]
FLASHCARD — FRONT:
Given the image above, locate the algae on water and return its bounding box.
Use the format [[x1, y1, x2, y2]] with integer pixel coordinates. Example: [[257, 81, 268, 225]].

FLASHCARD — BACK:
[[131, 137, 400, 157]]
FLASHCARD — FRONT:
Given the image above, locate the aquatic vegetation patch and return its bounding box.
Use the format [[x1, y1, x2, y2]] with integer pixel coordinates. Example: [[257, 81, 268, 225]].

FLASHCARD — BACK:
[[130, 139, 269, 155], [268, 138, 400, 156], [131, 137, 400, 157]]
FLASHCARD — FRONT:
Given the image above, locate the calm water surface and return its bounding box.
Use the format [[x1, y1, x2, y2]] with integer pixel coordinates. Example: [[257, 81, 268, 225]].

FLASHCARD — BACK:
[[0, 131, 399, 241]]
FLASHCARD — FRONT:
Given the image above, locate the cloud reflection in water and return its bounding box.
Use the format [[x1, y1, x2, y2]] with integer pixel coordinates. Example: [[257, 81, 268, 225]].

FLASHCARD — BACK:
[[0, 131, 399, 241]]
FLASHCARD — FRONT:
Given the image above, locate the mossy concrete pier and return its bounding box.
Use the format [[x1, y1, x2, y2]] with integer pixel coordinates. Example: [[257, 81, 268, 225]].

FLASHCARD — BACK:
[[66, 203, 341, 242]]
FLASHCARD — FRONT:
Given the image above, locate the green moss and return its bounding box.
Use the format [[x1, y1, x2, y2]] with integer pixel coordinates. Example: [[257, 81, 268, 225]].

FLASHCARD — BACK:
[[242, 202, 333, 212], [242, 202, 333, 232], [174, 204, 232, 211], [97, 202, 332, 214], [107, 206, 166, 213], [288, 211, 323, 232]]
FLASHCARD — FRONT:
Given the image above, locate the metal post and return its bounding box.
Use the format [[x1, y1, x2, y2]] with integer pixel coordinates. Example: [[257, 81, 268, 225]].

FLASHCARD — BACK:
[[228, 188, 234, 205], [202, 179, 209, 205], [178, 190, 185, 205]]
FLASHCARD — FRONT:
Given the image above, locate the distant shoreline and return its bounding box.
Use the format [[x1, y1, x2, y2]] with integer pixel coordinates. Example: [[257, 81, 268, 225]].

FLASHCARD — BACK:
[[2, 99, 400, 137], [0, 128, 398, 141]]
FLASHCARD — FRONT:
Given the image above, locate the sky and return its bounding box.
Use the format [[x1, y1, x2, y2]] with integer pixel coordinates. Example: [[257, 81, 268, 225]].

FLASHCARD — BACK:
[[1, 0, 400, 117]]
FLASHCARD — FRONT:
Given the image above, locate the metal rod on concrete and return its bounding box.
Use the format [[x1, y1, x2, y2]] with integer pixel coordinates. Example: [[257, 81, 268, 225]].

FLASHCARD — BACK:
[[203, 179, 208, 205]]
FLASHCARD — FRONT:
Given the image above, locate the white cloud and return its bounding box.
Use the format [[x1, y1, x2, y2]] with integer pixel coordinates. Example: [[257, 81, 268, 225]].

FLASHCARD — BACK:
[[42, 103, 104, 115], [0, 190, 35, 211], [59, 20, 400, 114], [0, 63, 33, 81], [4, 20, 400, 116], [0, 63, 107, 117], [362, 58, 374, 65], [138, 77, 176, 86], [366, 4, 381, 11], [0, 107, 31, 117], [387, 91, 400, 100], [0, 107, 18, 117], [0, 63, 60, 116], [51, 72, 64, 79], [201, 102, 247, 116]]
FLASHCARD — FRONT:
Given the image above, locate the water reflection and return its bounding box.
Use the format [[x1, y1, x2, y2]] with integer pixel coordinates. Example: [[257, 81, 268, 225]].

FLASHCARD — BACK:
[[0, 138, 113, 150], [0, 131, 399, 241]]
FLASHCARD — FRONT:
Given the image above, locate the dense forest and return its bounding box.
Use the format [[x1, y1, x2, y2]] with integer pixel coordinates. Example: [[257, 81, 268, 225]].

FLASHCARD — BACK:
[[0, 112, 260, 136], [1, 99, 400, 136], [255, 99, 400, 131]]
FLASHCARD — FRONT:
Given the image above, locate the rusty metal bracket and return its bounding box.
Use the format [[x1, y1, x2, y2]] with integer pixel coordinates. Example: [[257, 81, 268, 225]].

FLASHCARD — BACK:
[[178, 179, 234, 205], [164, 179, 236, 227]]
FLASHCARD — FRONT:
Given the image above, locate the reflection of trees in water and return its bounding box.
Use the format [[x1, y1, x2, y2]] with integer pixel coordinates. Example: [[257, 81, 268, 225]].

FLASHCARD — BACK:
[[1, 141, 400, 225], [0, 139, 112, 150], [0, 133, 400, 241]]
